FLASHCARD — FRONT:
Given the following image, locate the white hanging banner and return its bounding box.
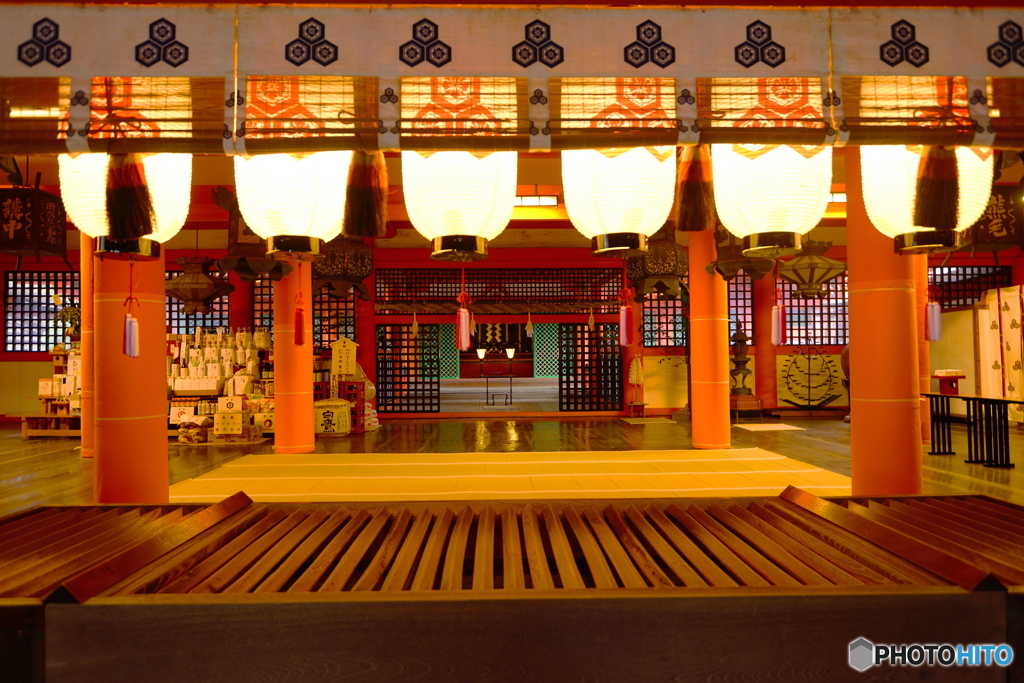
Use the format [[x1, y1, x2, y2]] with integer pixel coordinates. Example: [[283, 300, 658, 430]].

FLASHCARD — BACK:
[[0, 5, 236, 77], [237, 7, 829, 79], [830, 8, 1024, 79]]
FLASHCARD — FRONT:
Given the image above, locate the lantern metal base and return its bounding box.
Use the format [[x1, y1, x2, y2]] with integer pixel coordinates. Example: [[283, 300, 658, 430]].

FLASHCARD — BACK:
[[742, 232, 801, 258], [591, 233, 648, 257], [94, 236, 160, 261], [266, 236, 324, 262], [894, 230, 962, 253], [431, 235, 489, 261]]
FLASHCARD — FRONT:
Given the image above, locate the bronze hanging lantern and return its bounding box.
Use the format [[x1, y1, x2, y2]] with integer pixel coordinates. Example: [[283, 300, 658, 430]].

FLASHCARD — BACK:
[[778, 239, 847, 299], [211, 186, 293, 282], [706, 226, 776, 281], [166, 256, 235, 315], [625, 227, 688, 303], [0, 158, 68, 268], [312, 235, 373, 300]]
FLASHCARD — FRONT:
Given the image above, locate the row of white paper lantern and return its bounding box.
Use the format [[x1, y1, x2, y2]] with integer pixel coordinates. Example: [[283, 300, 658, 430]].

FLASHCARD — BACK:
[[56, 145, 994, 255]]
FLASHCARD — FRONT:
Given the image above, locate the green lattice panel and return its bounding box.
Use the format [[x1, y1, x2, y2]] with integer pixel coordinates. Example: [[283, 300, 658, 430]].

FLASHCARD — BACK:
[[438, 324, 459, 379], [533, 323, 559, 378]]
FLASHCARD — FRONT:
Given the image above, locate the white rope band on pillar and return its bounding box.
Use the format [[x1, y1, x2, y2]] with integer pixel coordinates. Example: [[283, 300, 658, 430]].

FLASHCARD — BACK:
[[378, 77, 400, 152], [65, 77, 91, 154], [528, 77, 551, 152]]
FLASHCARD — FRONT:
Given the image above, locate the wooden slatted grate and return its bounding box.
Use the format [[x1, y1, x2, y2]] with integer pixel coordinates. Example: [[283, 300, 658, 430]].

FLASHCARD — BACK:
[[6, 487, 1024, 602]]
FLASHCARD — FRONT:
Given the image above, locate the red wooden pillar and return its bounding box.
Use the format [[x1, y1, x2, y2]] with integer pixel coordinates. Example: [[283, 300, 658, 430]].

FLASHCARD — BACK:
[[93, 251, 169, 504], [752, 270, 778, 411], [273, 263, 315, 454], [79, 233, 95, 459], [913, 255, 931, 445], [688, 230, 731, 449], [846, 148, 922, 495]]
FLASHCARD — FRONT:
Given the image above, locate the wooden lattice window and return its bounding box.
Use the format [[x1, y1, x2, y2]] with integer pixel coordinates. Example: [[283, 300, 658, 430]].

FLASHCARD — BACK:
[[4, 270, 79, 352], [164, 269, 231, 335], [779, 275, 849, 347], [642, 293, 687, 347], [376, 324, 440, 413], [929, 265, 1012, 311], [252, 279, 356, 346], [728, 274, 754, 339], [558, 323, 622, 412]]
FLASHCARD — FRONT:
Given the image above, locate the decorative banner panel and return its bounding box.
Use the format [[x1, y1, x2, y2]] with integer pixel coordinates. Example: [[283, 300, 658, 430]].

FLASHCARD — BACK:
[[237, 7, 829, 79], [831, 9, 1024, 79], [776, 350, 848, 409], [0, 5, 235, 77]]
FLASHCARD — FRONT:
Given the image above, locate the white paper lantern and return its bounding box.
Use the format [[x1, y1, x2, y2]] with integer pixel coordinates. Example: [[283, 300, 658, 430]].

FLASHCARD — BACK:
[[233, 151, 352, 260], [402, 151, 517, 260], [562, 147, 675, 255], [861, 145, 995, 252], [712, 144, 832, 257], [58, 153, 192, 244]]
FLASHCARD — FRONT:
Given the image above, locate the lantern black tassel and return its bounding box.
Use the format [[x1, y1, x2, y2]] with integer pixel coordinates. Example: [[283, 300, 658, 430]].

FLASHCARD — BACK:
[[675, 144, 716, 232], [343, 150, 389, 238], [913, 146, 959, 233], [106, 153, 155, 241]]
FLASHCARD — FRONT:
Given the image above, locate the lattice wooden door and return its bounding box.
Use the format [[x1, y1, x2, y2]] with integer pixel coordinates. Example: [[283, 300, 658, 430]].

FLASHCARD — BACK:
[[375, 324, 441, 413], [557, 323, 622, 412]]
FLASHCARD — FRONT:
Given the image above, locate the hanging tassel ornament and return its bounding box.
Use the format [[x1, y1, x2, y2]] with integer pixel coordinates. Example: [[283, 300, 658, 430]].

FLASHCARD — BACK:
[[123, 259, 140, 358], [526, 311, 534, 339], [771, 288, 787, 346], [926, 300, 943, 341], [411, 310, 420, 339], [617, 287, 635, 347], [470, 312, 476, 336], [675, 144, 716, 232], [456, 290, 473, 351], [587, 309, 596, 332], [343, 150, 389, 238], [294, 264, 306, 346], [913, 146, 959, 233], [106, 152, 155, 241]]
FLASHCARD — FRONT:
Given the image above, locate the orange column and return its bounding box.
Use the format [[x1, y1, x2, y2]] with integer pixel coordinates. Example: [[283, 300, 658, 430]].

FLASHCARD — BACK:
[[93, 252, 169, 504], [913, 254, 931, 445], [752, 270, 778, 411], [688, 229, 731, 449], [354, 268, 376, 386], [79, 233, 95, 459], [846, 148, 922, 495], [273, 263, 315, 454]]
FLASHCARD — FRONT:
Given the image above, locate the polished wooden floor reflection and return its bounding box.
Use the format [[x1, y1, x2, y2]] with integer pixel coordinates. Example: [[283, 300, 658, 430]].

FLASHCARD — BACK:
[[2, 416, 1023, 519]]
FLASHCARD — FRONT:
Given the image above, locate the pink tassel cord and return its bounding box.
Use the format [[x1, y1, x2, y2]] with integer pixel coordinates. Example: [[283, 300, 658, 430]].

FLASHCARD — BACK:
[[772, 304, 787, 346]]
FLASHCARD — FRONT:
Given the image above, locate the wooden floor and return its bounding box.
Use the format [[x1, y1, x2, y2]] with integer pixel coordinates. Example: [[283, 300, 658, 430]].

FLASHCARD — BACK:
[[2, 414, 1023, 519]]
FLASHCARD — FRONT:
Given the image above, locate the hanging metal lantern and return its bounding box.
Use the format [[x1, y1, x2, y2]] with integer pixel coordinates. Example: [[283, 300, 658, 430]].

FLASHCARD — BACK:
[[312, 236, 373, 300], [706, 226, 776, 281], [212, 186, 293, 282], [625, 227, 688, 303], [166, 256, 235, 315], [0, 185, 67, 266], [777, 239, 846, 299]]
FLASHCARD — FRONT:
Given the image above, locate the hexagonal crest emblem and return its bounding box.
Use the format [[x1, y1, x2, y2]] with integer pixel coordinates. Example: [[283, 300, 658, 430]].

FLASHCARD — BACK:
[[426, 41, 452, 67], [400, 41, 425, 66], [413, 19, 439, 45], [162, 41, 189, 67], [32, 19, 59, 45], [989, 42, 1012, 67], [513, 42, 538, 67], [17, 41, 44, 67], [624, 42, 649, 68], [135, 40, 162, 67], [285, 38, 311, 66], [880, 40, 904, 66], [540, 43, 564, 68], [299, 18, 326, 46], [1013, 43, 1024, 67], [999, 21, 1023, 46], [848, 638, 874, 672], [905, 41, 929, 67], [760, 42, 786, 67], [891, 20, 915, 45], [746, 21, 772, 46], [637, 20, 662, 46], [312, 41, 338, 66], [149, 19, 176, 46], [735, 42, 760, 68], [525, 20, 550, 47], [46, 41, 71, 67], [651, 43, 675, 68]]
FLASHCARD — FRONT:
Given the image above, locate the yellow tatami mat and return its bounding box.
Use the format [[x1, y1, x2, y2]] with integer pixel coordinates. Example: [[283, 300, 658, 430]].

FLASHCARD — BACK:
[[169, 447, 851, 503]]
